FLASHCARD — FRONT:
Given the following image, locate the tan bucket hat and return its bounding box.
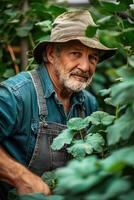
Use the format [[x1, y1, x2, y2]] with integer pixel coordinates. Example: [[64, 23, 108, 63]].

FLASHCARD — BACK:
[[33, 10, 116, 64]]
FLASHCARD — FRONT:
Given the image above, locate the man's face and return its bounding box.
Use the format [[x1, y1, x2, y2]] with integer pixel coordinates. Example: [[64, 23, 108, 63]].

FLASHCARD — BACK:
[[49, 41, 99, 92]]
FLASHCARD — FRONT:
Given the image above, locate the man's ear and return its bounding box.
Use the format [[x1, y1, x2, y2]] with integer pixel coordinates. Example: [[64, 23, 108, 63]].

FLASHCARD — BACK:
[[46, 45, 55, 64]]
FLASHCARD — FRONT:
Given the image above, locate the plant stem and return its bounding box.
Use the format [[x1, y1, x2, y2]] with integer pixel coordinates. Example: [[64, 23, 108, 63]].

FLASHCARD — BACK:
[[79, 130, 84, 141]]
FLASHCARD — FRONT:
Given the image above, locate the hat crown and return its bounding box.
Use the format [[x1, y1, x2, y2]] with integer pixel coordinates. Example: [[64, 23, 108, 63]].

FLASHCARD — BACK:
[[50, 10, 97, 41]]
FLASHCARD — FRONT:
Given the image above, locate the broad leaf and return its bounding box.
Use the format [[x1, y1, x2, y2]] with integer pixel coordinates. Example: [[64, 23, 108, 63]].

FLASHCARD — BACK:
[[67, 117, 89, 131], [98, 30, 121, 48], [100, 1, 128, 12], [8, 189, 63, 200], [107, 107, 134, 144], [102, 146, 134, 171], [85, 177, 131, 200], [119, 191, 134, 200], [48, 5, 67, 17], [51, 129, 74, 150], [35, 20, 52, 32], [67, 140, 93, 159], [16, 22, 33, 37], [111, 80, 134, 105], [86, 133, 105, 152], [99, 88, 111, 96], [3, 69, 15, 78], [87, 111, 115, 126], [86, 25, 98, 38], [128, 55, 134, 68]]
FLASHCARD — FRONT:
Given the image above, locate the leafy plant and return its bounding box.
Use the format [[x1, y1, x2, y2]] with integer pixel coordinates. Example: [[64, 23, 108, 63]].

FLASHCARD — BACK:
[[51, 111, 115, 160]]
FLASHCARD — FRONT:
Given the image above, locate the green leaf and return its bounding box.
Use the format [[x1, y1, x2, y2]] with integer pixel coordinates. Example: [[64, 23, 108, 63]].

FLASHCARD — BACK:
[[35, 20, 52, 32], [100, 1, 127, 12], [3, 69, 15, 78], [51, 129, 74, 150], [67, 140, 93, 159], [119, 0, 134, 7], [122, 28, 134, 45], [86, 133, 105, 153], [98, 30, 121, 48], [117, 67, 134, 80], [55, 158, 108, 195], [107, 107, 134, 144], [67, 117, 89, 131], [111, 80, 134, 105], [8, 190, 47, 200], [86, 177, 131, 200], [99, 88, 111, 96], [4, 9, 19, 18], [48, 5, 67, 17], [119, 191, 134, 200], [97, 15, 113, 24], [86, 25, 98, 38], [128, 55, 134, 68], [16, 22, 33, 37], [41, 171, 57, 190], [102, 146, 134, 171], [87, 111, 115, 126], [104, 97, 116, 106]]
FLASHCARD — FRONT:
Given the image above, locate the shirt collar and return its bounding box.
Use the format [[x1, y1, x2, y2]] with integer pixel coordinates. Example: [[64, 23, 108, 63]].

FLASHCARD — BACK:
[[37, 65, 85, 104]]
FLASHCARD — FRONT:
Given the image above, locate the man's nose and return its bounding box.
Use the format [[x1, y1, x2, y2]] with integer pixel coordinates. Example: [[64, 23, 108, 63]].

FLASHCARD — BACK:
[[78, 57, 90, 72]]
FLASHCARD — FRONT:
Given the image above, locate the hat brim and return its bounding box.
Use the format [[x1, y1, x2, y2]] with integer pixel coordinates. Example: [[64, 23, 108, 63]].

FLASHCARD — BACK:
[[33, 37, 116, 64]]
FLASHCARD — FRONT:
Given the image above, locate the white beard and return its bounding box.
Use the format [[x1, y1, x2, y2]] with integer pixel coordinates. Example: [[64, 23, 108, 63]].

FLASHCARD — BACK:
[[52, 60, 93, 92], [59, 73, 93, 92]]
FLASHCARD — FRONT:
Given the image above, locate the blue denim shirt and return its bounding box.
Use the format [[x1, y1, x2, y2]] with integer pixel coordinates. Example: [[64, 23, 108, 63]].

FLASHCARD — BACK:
[[0, 65, 98, 166]]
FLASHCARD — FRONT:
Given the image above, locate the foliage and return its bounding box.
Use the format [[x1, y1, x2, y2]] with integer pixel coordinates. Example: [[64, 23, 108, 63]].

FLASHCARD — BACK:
[[3, 0, 134, 199], [0, 0, 67, 78], [51, 111, 115, 160]]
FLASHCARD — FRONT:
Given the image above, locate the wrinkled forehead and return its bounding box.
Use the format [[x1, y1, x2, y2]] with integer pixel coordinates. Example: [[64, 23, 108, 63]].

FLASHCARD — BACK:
[[56, 40, 99, 54]]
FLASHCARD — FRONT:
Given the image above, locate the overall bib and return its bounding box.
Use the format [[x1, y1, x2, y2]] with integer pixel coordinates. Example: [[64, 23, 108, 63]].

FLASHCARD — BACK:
[[28, 69, 85, 176]]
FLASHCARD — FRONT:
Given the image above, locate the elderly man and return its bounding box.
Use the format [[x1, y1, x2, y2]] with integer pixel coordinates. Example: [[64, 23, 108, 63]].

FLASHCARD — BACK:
[[0, 10, 115, 198]]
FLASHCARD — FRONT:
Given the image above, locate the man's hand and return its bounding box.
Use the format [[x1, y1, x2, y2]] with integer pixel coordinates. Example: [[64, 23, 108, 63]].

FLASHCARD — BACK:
[[0, 146, 51, 196], [15, 169, 51, 196]]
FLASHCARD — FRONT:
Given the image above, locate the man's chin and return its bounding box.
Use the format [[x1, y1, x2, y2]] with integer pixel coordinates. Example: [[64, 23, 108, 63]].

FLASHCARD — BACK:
[[65, 81, 88, 92]]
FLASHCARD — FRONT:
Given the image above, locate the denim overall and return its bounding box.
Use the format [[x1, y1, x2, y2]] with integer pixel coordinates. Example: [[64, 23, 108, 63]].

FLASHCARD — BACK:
[[28, 69, 85, 176]]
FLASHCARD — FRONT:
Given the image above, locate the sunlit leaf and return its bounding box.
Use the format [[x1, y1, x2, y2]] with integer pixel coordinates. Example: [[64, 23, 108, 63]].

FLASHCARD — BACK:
[[67, 140, 93, 159], [87, 111, 115, 126], [51, 129, 74, 150], [86, 133, 105, 152], [67, 117, 89, 131], [128, 55, 134, 68]]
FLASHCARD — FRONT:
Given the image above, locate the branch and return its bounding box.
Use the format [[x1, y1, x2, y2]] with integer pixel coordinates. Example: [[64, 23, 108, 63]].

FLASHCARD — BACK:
[[7, 45, 20, 74]]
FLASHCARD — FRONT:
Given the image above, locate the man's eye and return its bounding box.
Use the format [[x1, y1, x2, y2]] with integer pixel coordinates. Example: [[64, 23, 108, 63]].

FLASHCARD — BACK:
[[71, 52, 81, 57], [89, 55, 99, 62]]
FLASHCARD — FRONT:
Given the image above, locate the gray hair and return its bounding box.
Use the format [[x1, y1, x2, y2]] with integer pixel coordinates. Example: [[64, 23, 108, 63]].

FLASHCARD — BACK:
[[42, 43, 62, 64]]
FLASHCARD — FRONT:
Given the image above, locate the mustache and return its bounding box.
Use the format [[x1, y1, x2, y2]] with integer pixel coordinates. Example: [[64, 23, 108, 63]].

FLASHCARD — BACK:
[[70, 69, 89, 78]]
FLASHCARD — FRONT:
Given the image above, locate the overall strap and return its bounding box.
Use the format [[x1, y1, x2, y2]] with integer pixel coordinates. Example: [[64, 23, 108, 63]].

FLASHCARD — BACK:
[[28, 69, 48, 126]]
